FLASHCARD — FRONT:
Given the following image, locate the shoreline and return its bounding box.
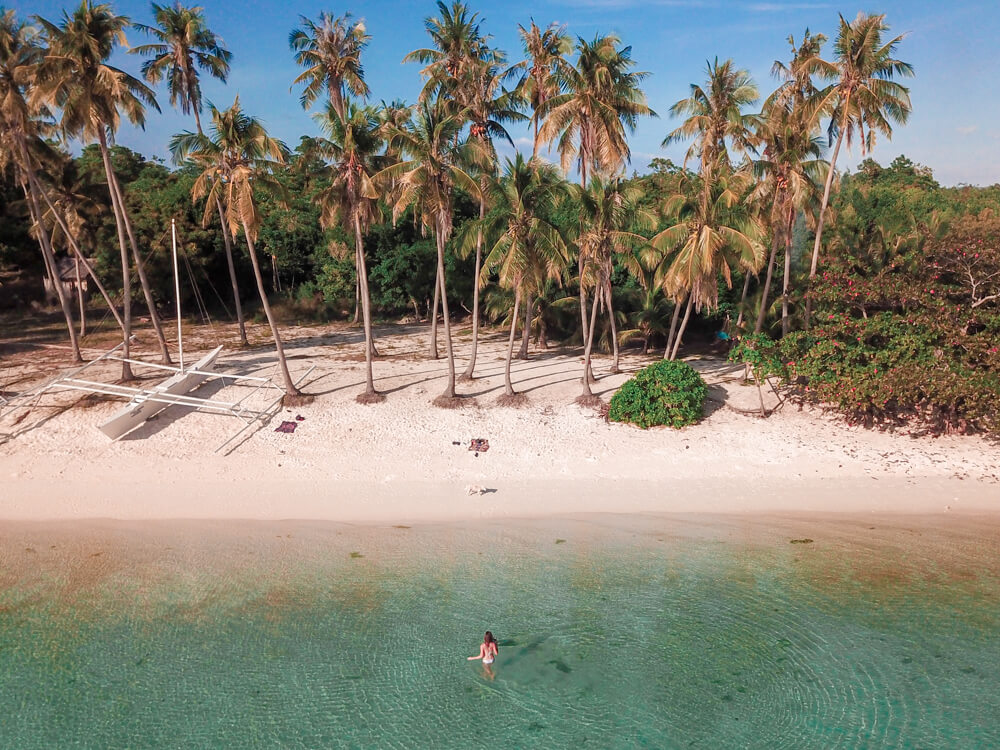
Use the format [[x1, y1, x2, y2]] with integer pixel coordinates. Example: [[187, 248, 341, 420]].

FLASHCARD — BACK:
[[1, 475, 996, 523]]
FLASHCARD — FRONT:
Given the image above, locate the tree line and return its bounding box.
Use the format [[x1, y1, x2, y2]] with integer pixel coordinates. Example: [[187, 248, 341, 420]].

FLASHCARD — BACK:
[[5, 1, 972, 413]]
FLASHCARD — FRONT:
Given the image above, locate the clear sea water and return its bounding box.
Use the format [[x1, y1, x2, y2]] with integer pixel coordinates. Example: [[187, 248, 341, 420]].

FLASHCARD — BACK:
[[1, 514, 998, 749]]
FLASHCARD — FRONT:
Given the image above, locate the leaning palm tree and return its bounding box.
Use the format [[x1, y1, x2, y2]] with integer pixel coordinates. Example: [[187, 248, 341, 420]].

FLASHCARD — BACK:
[[574, 177, 654, 400], [170, 98, 301, 396], [289, 12, 370, 118], [537, 33, 654, 355], [0, 9, 81, 361], [805, 12, 913, 326], [35, 1, 173, 376], [474, 155, 568, 401], [132, 2, 247, 345], [515, 20, 571, 158], [375, 97, 482, 404], [314, 102, 385, 403], [37, 148, 124, 336], [651, 165, 765, 360]]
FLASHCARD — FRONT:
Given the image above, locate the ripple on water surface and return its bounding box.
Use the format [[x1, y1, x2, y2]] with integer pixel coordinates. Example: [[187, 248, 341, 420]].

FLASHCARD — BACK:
[[0, 514, 998, 748]]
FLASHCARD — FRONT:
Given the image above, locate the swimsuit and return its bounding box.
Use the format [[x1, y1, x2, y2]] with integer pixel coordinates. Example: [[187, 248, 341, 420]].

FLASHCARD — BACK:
[[483, 644, 497, 664]]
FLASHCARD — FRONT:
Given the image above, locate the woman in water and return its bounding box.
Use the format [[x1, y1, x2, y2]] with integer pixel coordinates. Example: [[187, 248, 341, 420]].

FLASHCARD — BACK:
[[468, 631, 499, 670]]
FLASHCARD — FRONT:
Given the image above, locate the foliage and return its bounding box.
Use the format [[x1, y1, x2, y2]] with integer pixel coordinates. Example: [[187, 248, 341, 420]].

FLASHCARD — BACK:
[[785, 213, 1000, 434], [608, 359, 707, 429], [728, 332, 786, 381]]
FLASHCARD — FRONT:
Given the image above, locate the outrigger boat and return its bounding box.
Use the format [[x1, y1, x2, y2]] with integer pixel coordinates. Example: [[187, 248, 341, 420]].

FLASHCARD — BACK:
[[0, 220, 312, 453]]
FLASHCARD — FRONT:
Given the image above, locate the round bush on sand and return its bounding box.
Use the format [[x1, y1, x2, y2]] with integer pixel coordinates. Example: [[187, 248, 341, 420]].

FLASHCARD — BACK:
[[608, 360, 707, 429]]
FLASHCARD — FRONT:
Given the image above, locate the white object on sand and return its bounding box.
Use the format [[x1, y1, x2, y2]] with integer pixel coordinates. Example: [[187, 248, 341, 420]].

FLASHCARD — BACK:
[[98, 346, 223, 439]]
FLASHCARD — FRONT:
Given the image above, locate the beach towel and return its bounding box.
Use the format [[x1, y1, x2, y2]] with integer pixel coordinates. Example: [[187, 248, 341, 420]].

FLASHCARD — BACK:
[[275, 421, 297, 434], [469, 438, 489, 453]]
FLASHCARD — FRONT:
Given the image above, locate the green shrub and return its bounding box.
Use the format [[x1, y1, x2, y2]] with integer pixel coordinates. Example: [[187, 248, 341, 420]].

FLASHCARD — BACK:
[[608, 360, 707, 429]]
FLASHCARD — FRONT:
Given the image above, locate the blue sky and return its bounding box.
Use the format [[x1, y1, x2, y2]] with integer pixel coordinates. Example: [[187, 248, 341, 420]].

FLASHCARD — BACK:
[[14, 0, 1000, 186]]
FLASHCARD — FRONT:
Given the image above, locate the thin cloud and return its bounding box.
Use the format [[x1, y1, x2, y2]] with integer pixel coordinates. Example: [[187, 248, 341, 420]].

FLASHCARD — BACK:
[[956, 125, 979, 136]]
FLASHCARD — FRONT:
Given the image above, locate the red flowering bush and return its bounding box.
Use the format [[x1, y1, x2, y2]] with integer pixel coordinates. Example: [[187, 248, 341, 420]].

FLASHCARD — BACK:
[[786, 215, 1000, 435]]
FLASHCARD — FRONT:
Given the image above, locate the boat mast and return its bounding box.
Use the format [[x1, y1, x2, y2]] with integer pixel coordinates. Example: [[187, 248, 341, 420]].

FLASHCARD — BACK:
[[171, 218, 183, 370]]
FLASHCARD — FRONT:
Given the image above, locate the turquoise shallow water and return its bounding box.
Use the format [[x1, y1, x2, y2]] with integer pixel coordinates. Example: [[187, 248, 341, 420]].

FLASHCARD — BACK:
[[1, 514, 998, 748]]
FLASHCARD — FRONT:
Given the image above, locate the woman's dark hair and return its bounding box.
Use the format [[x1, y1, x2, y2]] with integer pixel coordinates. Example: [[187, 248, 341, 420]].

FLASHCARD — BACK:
[[484, 631, 498, 652]]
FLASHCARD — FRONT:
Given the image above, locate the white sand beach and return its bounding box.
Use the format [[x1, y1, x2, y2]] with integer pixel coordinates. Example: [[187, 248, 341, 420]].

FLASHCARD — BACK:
[[2, 322, 998, 522]]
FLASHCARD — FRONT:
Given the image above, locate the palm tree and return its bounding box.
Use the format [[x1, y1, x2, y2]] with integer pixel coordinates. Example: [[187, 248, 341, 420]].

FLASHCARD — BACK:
[[764, 30, 833, 335], [35, 0, 171, 378], [315, 102, 385, 402], [457, 46, 524, 381], [375, 98, 481, 404], [170, 98, 301, 396], [37, 148, 125, 335], [290, 12, 370, 119], [574, 177, 654, 399], [515, 20, 571, 158], [403, 1, 485, 361], [805, 12, 913, 327], [0, 9, 81, 361], [537, 33, 654, 357], [403, 1, 484, 104], [475, 155, 568, 400], [132, 2, 247, 346], [658, 59, 760, 358], [652, 166, 764, 360], [132, 2, 230, 134], [752, 33, 830, 335], [664, 57, 758, 203]]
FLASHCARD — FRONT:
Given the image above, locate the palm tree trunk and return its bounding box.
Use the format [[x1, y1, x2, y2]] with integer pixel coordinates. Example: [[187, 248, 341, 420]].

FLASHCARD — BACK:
[[76, 253, 86, 338], [579, 277, 602, 398], [670, 295, 694, 361], [736, 271, 752, 330], [101, 133, 172, 364], [664, 296, 683, 359], [606, 280, 620, 373], [782, 203, 795, 337], [355, 215, 378, 399], [97, 131, 134, 380], [462, 195, 487, 379], [429, 258, 440, 359], [435, 217, 457, 400], [504, 288, 521, 396], [215, 195, 247, 346], [352, 270, 360, 324], [241, 221, 300, 397], [517, 293, 531, 360], [755, 207, 784, 334], [806, 106, 849, 329], [22, 175, 81, 363], [34, 182, 124, 331]]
